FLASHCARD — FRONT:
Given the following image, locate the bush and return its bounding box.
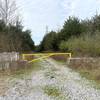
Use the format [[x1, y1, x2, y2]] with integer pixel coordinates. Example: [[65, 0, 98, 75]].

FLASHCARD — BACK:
[[59, 41, 68, 52], [59, 30, 100, 56]]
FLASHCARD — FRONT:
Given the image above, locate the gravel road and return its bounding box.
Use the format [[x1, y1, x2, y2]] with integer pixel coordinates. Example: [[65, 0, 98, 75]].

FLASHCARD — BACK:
[[0, 58, 100, 100]]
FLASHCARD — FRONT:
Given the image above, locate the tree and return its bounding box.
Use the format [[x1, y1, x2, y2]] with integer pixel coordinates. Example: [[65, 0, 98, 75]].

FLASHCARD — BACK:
[[0, 20, 6, 31], [0, 0, 35, 52], [22, 29, 35, 51], [0, 18, 35, 52], [40, 31, 58, 51], [0, 0, 17, 25], [92, 14, 100, 32], [59, 41, 68, 52], [58, 17, 82, 41]]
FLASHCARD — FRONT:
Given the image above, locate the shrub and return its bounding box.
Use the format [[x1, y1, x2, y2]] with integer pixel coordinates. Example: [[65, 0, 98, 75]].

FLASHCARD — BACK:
[[59, 41, 68, 52], [59, 30, 100, 56]]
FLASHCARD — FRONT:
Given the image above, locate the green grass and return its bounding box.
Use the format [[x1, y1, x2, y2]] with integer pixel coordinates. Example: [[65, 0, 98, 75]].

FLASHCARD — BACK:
[[43, 85, 70, 100], [44, 85, 61, 97]]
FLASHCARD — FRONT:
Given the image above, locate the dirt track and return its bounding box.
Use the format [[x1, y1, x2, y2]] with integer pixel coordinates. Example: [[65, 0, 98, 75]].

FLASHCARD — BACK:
[[0, 58, 100, 100]]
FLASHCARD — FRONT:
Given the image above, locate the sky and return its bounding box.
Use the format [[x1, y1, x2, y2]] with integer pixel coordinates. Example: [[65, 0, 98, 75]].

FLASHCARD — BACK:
[[17, 0, 100, 45]]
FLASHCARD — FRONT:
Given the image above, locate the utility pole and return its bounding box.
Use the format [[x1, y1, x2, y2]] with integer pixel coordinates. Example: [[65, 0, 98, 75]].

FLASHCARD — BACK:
[[45, 25, 48, 34]]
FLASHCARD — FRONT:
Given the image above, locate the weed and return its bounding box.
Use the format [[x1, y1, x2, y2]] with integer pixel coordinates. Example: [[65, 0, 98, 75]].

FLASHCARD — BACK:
[[44, 85, 61, 97], [10, 62, 42, 78]]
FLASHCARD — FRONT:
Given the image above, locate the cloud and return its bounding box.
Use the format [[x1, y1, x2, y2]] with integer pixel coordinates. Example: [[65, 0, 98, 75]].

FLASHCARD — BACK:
[[61, 0, 80, 17], [17, 0, 65, 44], [16, 0, 100, 44], [61, 0, 100, 18]]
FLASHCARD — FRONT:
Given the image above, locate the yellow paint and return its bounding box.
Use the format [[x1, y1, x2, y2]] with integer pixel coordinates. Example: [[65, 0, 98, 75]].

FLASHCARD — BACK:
[[22, 53, 72, 63]]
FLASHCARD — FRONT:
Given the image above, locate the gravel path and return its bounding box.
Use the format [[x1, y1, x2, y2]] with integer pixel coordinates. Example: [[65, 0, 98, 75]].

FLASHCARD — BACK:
[[0, 58, 100, 100]]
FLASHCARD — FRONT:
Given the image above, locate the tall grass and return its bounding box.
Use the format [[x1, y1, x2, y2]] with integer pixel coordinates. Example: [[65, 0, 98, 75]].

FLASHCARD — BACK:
[[60, 30, 100, 56]]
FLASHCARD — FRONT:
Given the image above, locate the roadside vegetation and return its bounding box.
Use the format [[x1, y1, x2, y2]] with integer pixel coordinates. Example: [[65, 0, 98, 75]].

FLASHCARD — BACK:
[[0, 61, 42, 79], [0, 0, 34, 52], [10, 62, 42, 79], [68, 58, 100, 87], [37, 14, 100, 57], [36, 14, 100, 86], [60, 31, 100, 56], [44, 85, 61, 97]]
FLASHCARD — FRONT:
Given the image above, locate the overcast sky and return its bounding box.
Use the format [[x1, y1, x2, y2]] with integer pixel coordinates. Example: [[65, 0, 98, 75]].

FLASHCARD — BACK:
[[17, 0, 100, 45]]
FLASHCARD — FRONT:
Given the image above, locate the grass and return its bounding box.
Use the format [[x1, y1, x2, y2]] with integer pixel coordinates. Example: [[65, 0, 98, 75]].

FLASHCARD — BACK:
[[43, 85, 70, 100], [44, 85, 61, 97], [8, 62, 42, 79], [68, 58, 100, 89]]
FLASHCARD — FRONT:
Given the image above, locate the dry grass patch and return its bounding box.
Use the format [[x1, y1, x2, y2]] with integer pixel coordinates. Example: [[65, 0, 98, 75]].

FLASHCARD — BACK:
[[68, 57, 100, 86]]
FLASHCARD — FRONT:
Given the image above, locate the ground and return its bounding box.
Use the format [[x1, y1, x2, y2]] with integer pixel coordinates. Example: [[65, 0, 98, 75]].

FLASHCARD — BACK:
[[0, 58, 100, 100]]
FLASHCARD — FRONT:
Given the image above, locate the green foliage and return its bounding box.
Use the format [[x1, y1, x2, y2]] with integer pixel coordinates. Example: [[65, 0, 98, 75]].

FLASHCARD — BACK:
[[92, 15, 100, 32], [40, 14, 100, 56], [58, 17, 82, 41], [59, 41, 68, 52], [40, 31, 58, 51], [0, 20, 6, 32], [60, 31, 100, 56], [80, 15, 100, 33], [44, 85, 61, 97], [39, 17, 83, 52], [0, 20, 34, 52]]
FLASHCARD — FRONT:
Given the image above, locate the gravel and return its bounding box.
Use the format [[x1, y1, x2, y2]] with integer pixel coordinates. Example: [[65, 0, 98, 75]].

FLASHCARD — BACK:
[[0, 58, 100, 100]]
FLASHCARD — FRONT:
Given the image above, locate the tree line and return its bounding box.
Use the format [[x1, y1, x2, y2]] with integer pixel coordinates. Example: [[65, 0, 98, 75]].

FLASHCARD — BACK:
[[37, 14, 100, 55], [0, 0, 35, 52], [0, 0, 100, 55]]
